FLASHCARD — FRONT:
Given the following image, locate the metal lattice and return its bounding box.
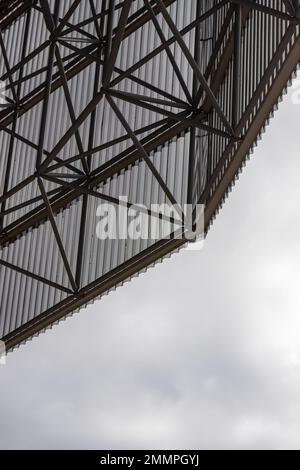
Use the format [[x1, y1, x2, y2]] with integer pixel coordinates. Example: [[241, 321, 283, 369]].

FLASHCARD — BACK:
[[0, 0, 300, 350]]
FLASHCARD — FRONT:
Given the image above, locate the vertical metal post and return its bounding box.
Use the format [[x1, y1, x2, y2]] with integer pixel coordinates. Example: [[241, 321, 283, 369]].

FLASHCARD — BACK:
[[75, 0, 109, 288], [232, 3, 242, 130], [187, 0, 202, 206], [36, 0, 60, 169]]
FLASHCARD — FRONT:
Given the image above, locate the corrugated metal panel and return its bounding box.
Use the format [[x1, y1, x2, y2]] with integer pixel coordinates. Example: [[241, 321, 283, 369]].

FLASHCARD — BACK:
[[0, 0, 299, 349]]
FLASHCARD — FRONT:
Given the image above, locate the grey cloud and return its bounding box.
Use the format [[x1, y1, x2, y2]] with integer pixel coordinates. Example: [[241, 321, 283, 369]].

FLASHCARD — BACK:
[[1, 81, 300, 449]]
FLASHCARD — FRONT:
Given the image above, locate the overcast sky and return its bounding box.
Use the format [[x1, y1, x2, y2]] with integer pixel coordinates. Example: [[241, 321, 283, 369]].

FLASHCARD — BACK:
[[1, 76, 300, 450]]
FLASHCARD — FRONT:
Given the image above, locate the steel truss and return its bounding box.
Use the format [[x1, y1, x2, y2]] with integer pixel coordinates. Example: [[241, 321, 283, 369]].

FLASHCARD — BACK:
[[0, 0, 300, 350]]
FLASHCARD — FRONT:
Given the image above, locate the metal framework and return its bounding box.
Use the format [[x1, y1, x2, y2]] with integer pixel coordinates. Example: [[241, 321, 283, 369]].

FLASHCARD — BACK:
[[0, 0, 300, 351]]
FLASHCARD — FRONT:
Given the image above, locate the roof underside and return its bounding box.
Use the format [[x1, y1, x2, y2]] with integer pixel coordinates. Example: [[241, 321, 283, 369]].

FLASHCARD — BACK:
[[0, 0, 300, 351]]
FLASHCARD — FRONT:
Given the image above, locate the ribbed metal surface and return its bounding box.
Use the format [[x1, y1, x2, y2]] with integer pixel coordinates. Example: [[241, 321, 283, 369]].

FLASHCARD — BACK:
[[0, 0, 196, 339]]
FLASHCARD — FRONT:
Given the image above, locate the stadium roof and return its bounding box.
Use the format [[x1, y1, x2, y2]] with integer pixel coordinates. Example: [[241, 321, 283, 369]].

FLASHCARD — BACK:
[[0, 0, 300, 351]]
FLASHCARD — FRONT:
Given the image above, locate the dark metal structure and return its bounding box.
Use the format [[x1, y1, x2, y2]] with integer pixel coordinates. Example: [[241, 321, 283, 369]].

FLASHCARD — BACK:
[[0, 0, 300, 351]]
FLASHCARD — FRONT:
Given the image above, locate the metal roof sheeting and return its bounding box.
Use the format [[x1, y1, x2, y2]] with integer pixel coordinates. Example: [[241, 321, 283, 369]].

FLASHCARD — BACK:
[[0, 1, 299, 349]]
